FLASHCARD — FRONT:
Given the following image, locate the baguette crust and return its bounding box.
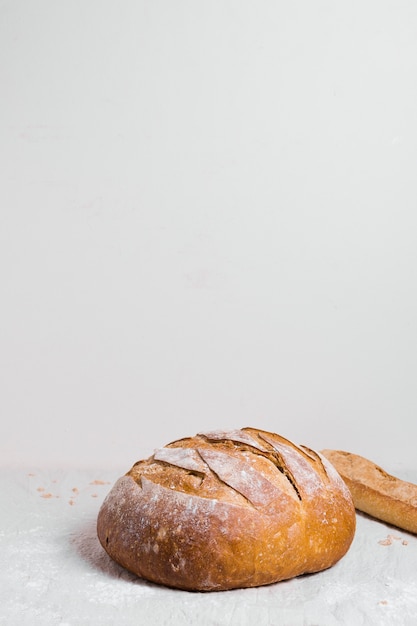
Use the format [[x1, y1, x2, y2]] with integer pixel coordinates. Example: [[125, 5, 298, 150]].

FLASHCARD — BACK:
[[321, 449, 417, 534], [97, 428, 355, 591]]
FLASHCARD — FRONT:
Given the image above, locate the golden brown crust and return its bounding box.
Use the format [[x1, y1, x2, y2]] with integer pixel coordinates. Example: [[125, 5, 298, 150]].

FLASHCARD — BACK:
[[321, 449, 417, 534], [97, 428, 356, 591]]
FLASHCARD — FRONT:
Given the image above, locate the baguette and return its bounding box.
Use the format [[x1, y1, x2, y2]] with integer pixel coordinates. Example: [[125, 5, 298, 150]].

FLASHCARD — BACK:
[[97, 428, 355, 591], [321, 449, 417, 534]]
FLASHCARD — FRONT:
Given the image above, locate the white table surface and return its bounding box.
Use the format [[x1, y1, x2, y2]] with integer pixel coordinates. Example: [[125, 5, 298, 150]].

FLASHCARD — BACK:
[[2, 466, 417, 626]]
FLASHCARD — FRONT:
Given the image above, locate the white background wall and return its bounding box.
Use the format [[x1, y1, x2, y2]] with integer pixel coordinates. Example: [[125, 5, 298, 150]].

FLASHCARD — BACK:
[[1, 0, 417, 469]]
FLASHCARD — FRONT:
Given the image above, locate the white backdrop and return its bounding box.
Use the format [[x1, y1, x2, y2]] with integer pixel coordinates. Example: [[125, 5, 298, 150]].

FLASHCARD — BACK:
[[1, 0, 417, 469]]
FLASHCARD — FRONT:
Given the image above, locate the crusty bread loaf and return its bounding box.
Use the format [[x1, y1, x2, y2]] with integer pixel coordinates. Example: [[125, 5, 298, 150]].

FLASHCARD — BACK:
[[97, 428, 356, 591], [321, 449, 417, 534]]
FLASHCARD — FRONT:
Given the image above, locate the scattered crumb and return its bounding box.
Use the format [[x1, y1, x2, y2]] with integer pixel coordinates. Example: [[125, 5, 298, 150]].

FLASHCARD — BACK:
[[378, 538, 392, 546], [34, 477, 110, 503], [378, 534, 405, 546], [379, 600, 388, 606], [35, 481, 101, 502], [28, 473, 35, 477]]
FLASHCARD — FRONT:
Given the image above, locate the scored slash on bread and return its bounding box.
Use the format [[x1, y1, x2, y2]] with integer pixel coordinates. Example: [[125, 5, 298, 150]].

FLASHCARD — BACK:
[[321, 449, 417, 535]]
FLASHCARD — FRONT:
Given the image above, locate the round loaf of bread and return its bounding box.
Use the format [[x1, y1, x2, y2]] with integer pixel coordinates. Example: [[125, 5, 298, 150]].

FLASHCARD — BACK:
[[97, 427, 356, 591]]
